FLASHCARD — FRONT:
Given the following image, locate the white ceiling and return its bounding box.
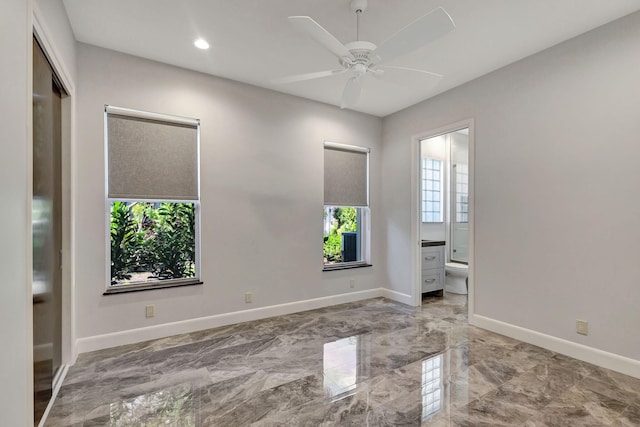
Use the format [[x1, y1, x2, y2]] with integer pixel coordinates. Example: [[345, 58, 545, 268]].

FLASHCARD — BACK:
[[62, 0, 640, 117]]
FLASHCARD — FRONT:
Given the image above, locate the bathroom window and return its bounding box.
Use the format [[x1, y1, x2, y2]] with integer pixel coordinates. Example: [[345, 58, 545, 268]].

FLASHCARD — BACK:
[[422, 158, 443, 222], [323, 142, 370, 269], [455, 163, 469, 223]]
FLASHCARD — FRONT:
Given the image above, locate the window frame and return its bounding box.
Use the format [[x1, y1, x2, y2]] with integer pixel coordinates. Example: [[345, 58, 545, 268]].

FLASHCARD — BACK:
[[103, 106, 202, 294], [322, 141, 371, 271], [322, 205, 371, 270]]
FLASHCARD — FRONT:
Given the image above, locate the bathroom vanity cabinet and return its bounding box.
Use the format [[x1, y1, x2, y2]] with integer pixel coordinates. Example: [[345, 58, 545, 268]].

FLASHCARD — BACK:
[[421, 240, 445, 294]]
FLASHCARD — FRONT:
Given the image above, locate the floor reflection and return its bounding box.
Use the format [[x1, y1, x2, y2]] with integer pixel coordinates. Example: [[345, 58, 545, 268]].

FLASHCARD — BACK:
[[103, 383, 198, 426], [322, 334, 370, 401], [421, 353, 444, 421]]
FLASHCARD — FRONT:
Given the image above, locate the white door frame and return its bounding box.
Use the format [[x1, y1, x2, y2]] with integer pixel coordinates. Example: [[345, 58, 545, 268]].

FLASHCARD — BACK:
[[33, 0, 77, 388], [410, 119, 475, 317]]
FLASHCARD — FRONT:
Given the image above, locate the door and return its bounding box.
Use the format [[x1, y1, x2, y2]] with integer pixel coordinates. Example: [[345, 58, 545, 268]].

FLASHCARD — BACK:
[[33, 37, 63, 425]]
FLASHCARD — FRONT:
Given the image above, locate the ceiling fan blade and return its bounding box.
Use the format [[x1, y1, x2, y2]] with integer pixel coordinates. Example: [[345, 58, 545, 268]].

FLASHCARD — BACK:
[[373, 7, 454, 64], [272, 69, 346, 84], [341, 76, 364, 109], [376, 65, 442, 88], [288, 16, 355, 61], [374, 65, 442, 81]]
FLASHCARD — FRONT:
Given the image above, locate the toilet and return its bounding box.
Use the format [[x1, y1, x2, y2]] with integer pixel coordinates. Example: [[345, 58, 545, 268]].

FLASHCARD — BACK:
[[445, 262, 468, 294]]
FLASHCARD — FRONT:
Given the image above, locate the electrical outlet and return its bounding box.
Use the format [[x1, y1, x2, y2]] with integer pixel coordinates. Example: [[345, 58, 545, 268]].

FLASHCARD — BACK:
[[245, 292, 253, 303], [576, 319, 588, 335], [145, 305, 154, 318], [349, 279, 355, 289]]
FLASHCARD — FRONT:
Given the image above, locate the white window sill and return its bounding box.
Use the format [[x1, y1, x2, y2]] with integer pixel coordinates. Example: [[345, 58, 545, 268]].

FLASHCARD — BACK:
[[104, 279, 203, 295], [322, 263, 372, 272]]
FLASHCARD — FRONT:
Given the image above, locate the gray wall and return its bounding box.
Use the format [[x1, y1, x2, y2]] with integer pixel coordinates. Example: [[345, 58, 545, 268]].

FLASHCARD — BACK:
[[75, 44, 384, 339], [0, 1, 32, 425], [382, 11, 640, 360]]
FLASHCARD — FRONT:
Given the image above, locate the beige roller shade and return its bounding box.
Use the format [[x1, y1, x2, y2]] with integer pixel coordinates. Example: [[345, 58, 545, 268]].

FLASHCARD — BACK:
[[107, 108, 199, 200], [324, 142, 369, 207]]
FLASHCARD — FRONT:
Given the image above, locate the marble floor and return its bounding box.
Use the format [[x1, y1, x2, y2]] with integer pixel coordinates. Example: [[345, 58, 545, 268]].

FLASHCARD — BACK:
[[46, 294, 640, 426]]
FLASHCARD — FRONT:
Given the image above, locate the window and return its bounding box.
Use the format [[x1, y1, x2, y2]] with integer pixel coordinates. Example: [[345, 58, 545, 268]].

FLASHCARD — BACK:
[[422, 158, 443, 222], [105, 106, 200, 292], [454, 163, 469, 223], [323, 206, 363, 264], [323, 142, 370, 269]]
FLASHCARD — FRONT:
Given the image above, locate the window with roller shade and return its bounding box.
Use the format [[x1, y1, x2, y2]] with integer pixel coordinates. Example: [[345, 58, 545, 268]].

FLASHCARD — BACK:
[[105, 106, 201, 293], [323, 142, 370, 269]]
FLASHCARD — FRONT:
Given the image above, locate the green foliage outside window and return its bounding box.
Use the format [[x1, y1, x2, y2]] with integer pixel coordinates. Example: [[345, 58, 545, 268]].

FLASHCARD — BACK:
[[110, 201, 196, 285], [110, 201, 136, 283], [323, 207, 357, 263]]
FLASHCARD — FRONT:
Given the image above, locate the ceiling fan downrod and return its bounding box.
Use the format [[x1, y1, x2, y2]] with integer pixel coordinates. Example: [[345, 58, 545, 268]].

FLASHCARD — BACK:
[[350, 0, 367, 41]]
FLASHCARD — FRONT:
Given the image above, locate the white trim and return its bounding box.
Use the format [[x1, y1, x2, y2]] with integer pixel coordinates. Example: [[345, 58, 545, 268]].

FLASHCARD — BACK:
[[37, 364, 68, 427], [471, 314, 640, 380], [32, 3, 75, 97], [467, 120, 476, 319], [410, 136, 420, 307], [411, 119, 475, 316], [27, 6, 35, 424], [104, 111, 110, 294], [105, 105, 200, 126], [32, 4, 78, 366], [381, 288, 414, 306], [76, 288, 385, 355]]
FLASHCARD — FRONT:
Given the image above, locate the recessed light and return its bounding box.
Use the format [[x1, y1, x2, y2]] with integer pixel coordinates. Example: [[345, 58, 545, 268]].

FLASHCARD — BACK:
[[194, 38, 209, 50]]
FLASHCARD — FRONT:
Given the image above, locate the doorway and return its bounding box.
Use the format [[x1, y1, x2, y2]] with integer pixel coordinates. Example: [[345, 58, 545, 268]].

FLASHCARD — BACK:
[[420, 129, 469, 265], [412, 120, 474, 310], [32, 37, 65, 425]]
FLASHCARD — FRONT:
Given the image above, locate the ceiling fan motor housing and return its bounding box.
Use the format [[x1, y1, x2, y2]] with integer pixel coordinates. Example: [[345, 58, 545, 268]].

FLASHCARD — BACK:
[[342, 40, 378, 68]]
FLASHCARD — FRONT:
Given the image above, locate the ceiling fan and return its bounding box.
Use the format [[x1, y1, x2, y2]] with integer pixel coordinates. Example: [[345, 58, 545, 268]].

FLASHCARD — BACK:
[[273, 0, 455, 109]]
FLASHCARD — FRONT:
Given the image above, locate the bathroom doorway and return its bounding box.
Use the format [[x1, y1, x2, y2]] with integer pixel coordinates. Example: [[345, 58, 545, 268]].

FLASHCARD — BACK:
[[412, 120, 474, 309]]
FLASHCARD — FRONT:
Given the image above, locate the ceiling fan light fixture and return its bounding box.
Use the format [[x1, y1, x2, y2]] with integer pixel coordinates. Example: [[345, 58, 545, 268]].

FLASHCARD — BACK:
[[194, 38, 210, 50]]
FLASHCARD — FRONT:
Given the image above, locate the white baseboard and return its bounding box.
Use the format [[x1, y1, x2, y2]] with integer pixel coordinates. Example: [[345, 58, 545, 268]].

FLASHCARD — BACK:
[[38, 364, 68, 427], [381, 288, 414, 306], [76, 288, 385, 355], [34, 343, 52, 362], [471, 314, 640, 379]]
